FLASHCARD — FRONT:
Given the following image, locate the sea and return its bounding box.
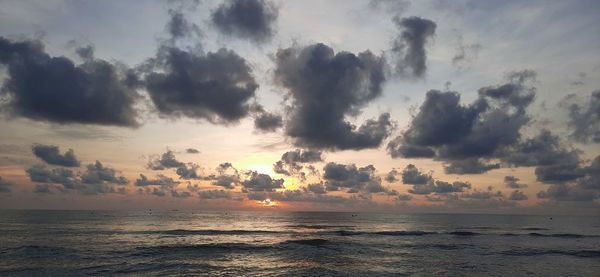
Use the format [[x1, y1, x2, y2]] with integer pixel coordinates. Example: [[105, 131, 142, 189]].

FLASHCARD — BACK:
[[0, 210, 599, 276]]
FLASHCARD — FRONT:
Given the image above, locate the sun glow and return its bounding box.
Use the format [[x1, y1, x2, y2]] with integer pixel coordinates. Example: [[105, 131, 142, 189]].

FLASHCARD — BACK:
[[259, 198, 278, 207]]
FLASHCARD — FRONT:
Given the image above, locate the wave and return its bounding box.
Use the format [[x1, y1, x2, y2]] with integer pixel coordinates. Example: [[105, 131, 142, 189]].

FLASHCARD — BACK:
[[283, 238, 329, 246], [448, 231, 482, 236], [527, 233, 585, 238], [501, 249, 600, 258], [520, 227, 549, 231], [137, 229, 289, 236], [0, 245, 73, 257], [131, 243, 271, 257], [286, 224, 355, 229]]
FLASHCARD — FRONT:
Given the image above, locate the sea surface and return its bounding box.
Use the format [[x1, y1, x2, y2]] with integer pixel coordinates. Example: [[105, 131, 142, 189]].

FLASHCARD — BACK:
[[0, 210, 599, 276]]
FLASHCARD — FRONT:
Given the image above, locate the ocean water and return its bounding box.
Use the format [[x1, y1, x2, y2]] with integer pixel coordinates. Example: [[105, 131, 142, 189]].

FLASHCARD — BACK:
[[0, 211, 599, 276]]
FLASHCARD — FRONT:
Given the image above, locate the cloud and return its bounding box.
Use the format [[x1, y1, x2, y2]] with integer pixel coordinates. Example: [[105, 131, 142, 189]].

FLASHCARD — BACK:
[[397, 194, 412, 201], [33, 184, 51, 194], [504, 176, 527, 189], [391, 16, 437, 78], [186, 148, 200, 154], [509, 190, 528, 201], [0, 37, 140, 127], [563, 90, 600, 143], [198, 189, 231, 199], [32, 144, 80, 167], [397, 164, 471, 195], [166, 9, 201, 40], [147, 150, 185, 170], [273, 149, 322, 176], [461, 187, 503, 200], [0, 176, 12, 192], [254, 111, 283, 132], [322, 162, 394, 195], [443, 158, 500, 175], [451, 34, 482, 69], [537, 184, 598, 202], [304, 183, 327, 194], [211, 0, 278, 43], [242, 171, 284, 192], [409, 180, 471, 195], [80, 161, 129, 186], [401, 164, 432, 184], [388, 72, 537, 174], [26, 161, 128, 195], [141, 11, 260, 125], [175, 163, 202, 180], [385, 168, 399, 182], [369, 0, 411, 15], [536, 155, 600, 202], [135, 174, 180, 189], [26, 165, 76, 187], [274, 43, 392, 150], [144, 47, 259, 124], [170, 190, 191, 198]]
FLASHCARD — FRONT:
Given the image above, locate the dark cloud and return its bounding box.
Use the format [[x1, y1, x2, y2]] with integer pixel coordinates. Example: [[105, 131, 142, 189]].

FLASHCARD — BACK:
[[273, 149, 322, 176], [461, 187, 503, 200], [509, 190, 528, 201], [26, 165, 76, 188], [175, 163, 202, 180], [254, 111, 283, 132], [502, 130, 580, 168], [391, 16, 437, 78], [397, 194, 412, 201], [0, 37, 140, 127], [388, 72, 537, 175], [144, 46, 259, 124], [206, 162, 239, 189], [0, 176, 12, 192], [409, 180, 471, 195], [26, 161, 128, 195], [211, 0, 278, 43], [304, 183, 327, 194], [322, 162, 394, 195], [564, 90, 600, 143], [166, 9, 200, 39], [242, 171, 284, 192], [502, 130, 585, 184], [147, 150, 185, 170], [535, 155, 600, 202], [186, 148, 200, 154], [401, 164, 431, 184], [135, 174, 180, 189], [385, 168, 399, 183], [139, 9, 260, 124], [537, 184, 598, 202], [443, 158, 500, 175], [80, 161, 129, 186], [397, 164, 471, 195], [170, 190, 191, 198], [504, 176, 527, 189], [32, 144, 80, 167], [274, 43, 392, 150], [33, 184, 51, 194], [198, 189, 231, 199]]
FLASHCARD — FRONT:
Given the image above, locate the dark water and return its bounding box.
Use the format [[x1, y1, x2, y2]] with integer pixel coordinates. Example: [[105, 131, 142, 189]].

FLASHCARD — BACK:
[[0, 211, 599, 276]]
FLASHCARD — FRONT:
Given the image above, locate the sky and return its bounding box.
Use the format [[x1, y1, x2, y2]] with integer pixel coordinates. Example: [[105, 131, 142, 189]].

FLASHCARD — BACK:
[[0, 0, 599, 214]]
